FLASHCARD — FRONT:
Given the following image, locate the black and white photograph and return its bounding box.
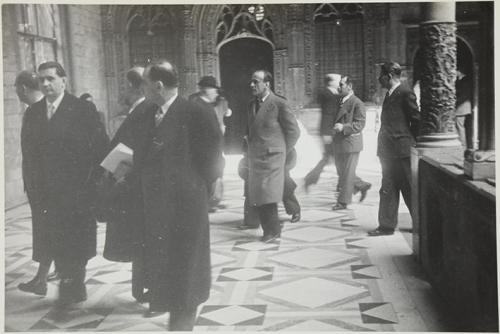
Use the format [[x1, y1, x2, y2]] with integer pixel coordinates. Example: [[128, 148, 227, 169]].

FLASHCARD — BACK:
[[3, 1, 497, 332]]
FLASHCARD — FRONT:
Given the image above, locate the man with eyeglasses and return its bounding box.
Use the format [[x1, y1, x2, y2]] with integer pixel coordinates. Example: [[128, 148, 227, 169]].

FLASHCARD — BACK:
[[368, 62, 420, 236]]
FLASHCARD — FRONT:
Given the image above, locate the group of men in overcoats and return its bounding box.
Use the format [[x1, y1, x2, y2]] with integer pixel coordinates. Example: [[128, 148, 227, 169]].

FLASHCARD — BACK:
[[15, 58, 419, 330]]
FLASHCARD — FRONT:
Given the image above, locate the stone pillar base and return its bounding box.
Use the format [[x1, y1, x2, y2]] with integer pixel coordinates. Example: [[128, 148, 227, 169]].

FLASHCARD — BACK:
[[464, 150, 496, 180]]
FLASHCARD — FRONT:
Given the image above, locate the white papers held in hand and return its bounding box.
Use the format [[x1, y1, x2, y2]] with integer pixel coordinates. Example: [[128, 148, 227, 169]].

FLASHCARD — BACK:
[[100, 143, 133, 180]]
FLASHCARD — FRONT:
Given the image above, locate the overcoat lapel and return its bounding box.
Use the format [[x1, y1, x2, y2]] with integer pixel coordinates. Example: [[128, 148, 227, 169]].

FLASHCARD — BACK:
[[47, 93, 73, 134], [335, 95, 352, 123], [249, 93, 274, 134]]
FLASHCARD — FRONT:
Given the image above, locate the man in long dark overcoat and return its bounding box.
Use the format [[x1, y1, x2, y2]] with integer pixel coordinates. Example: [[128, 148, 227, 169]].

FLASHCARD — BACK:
[[137, 60, 223, 330], [247, 70, 300, 243], [21, 61, 109, 305], [368, 62, 420, 236], [102, 66, 156, 303]]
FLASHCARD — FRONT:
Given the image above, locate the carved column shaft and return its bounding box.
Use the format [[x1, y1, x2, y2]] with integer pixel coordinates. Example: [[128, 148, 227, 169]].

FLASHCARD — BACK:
[[417, 2, 460, 147]]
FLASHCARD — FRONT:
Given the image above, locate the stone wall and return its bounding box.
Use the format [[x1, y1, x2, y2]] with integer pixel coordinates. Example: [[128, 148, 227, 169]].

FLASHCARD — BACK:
[[3, 5, 26, 208], [418, 152, 497, 331], [3, 5, 109, 209], [65, 5, 109, 126]]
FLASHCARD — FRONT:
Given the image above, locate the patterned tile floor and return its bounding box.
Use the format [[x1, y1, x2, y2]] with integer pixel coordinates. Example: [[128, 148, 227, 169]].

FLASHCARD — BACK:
[[5, 129, 449, 331]]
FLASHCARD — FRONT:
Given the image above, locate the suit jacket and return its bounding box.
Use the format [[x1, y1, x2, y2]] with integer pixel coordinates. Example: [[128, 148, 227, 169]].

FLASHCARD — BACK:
[[377, 84, 420, 159], [318, 87, 341, 136], [136, 96, 223, 310], [21, 91, 109, 262], [332, 94, 366, 153], [247, 92, 300, 205], [102, 99, 157, 262]]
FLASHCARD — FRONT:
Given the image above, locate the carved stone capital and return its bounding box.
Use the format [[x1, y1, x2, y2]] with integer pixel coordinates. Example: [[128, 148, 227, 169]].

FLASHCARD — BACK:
[[418, 22, 459, 142]]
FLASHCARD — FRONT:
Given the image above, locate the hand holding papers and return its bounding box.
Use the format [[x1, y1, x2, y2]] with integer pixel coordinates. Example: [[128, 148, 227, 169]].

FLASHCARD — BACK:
[[100, 143, 133, 180]]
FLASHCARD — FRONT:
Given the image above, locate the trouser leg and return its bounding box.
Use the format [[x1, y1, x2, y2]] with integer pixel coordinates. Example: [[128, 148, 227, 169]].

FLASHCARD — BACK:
[[257, 203, 280, 236], [283, 171, 300, 215], [398, 157, 413, 217], [378, 158, 400, 230], [57, 258, 88, 303], [168, 306, 198, 331], [132, 255, 146, 300], [455, 116, 467, 148], [336, 153, 359, 205]]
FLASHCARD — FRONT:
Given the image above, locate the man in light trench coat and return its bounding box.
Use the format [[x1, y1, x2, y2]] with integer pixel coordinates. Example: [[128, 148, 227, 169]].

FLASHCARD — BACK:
[[247, 69, 300, 243]]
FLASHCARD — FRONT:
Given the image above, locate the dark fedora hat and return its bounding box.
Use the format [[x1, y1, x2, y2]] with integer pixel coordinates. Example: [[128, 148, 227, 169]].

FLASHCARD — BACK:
[[198, 76, 219, 88]]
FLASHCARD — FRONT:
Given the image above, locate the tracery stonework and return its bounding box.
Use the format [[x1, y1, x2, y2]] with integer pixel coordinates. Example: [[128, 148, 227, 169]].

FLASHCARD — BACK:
[[304, 4, 314, 98], [419, 22, 457, 136]]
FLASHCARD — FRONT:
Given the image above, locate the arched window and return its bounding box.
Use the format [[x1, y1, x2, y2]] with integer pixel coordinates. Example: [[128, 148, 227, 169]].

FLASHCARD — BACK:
[[313, 3, 365, 98], [216, 5, 274, 46], [17, 4, 60, 71], [127, 5, 178, 66]]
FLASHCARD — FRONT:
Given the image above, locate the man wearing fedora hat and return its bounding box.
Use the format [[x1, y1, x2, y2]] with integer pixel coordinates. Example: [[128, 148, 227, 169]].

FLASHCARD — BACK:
[[190, 76, 227, 212]]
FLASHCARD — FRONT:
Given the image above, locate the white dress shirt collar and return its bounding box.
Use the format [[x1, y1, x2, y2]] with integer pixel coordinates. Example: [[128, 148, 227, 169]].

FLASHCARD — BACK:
[[46, 91, 65, 112], [157, 93, 178, 124], [341, 92, 353, 104], [260, 91, 271, 102], [128, 96, 145, 114], [388, 82, 401, 97]]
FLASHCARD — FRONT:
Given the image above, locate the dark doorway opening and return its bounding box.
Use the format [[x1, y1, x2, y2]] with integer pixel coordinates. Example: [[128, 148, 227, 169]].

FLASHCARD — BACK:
[[219, 38, 273, 154]]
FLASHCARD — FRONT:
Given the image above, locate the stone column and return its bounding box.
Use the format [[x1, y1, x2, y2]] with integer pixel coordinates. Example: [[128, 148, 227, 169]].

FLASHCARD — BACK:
[[411, 1, 461, 259], [417, 2, 461, 148], [286, 4, 306, 111], [179, 6, 197, 95]]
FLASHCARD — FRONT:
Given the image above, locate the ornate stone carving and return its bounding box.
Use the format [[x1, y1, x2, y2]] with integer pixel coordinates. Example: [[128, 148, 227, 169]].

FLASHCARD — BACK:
[[363, 5, 376, 102], [273, 49, 287, 96], [304, 4, 314, 98], [419, 22, 457, 136]]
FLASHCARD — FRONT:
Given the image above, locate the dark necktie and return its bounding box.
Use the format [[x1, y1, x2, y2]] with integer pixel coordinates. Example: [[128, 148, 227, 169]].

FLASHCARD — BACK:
[[383, 91, 390, 104], [254, 98, 261, 116], [155, 107, 164, 127]]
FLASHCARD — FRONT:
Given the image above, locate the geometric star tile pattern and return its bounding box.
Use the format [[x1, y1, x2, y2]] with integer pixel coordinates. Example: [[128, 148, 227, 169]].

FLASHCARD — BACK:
[[259, 277, 367, 308], [196, 305, 266, 326], [217, 267, 273, 281], [5, 142, 443, 332], [359, 302, 398, 324], [232, 240, 280, 251], [283, 226, 351, 242], [351, 265, 382, 279], [270, 247, 359, 269]]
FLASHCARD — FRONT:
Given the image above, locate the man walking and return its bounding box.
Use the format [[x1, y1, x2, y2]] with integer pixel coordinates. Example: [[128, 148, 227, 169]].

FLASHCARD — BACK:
[[368, 62, 420, 236], [247, 70, 300, 242], [16, 70, 58, 296], [189, 76, 226, 212], [331, 75, 367, 210], [102, 66, 156, 303], [138, 60, 223, 330], [21, 61, 108, 305]]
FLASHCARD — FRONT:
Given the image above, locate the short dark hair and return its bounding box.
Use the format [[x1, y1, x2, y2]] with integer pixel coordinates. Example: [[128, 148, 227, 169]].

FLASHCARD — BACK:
[[15, 70, 39, 90], [341, 75, 354, 88], [380, 62, 402, 78], [38, 61, 66, 77], [80, 93, 92, 101], [253, 69, 273, 83], [126, 67, 145, 88], [147, 60, 178, 88]]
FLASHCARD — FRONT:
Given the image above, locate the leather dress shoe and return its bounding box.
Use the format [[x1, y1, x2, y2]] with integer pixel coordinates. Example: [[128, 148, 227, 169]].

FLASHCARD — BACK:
[[18, 279, 47, 296], [47, 271, 60, 282], [331, 202, 347, 211], [260, 234, 280, 243], [359, 183, 372, 202], [238, 224, 259, 230], [57, 279, 87, 306], [367, 228, 394, 236], [290, 212, 301, 223], [143, 310, 167, 318]]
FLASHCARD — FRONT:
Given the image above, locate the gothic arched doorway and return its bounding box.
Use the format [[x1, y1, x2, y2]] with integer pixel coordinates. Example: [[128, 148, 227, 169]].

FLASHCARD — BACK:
[[219, 38, 273, 153]]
